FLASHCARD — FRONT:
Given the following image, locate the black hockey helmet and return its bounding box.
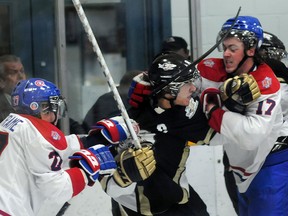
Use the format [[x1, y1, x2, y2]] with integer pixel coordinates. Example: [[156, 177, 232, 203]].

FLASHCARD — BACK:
[[260, 31, 287, 60], [148, 52, 201, 97]]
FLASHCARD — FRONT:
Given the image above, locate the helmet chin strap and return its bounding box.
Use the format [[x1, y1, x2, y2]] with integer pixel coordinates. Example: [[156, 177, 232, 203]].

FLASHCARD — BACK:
[[229, 54, 249, 77], [229, 49, 256, 77]]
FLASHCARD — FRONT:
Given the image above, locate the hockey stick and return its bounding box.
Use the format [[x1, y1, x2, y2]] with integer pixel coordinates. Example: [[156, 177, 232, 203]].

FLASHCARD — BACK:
[[72, 0, 141, 149], [152, 6, 242, 96]]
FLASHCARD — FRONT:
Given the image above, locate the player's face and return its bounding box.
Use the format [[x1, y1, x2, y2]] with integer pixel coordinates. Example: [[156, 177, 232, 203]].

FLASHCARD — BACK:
[[41, 111, 58, 125], [222, 37, 245, 73], [174, 83, 197, 106], [3, 61, 26, 94]]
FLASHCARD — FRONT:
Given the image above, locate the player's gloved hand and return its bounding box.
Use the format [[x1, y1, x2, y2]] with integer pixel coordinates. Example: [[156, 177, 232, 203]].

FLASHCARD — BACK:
[[113, 142, 156, 187], [70, 144, 117, 186], [200, 88, 222, 119], [89, 116, 140, 144], [128, 72, 152, 108], [219, 74, 261, 114]]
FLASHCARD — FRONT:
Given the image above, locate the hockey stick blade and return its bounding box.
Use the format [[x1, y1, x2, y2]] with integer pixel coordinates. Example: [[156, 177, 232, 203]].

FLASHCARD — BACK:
[[152, 6, 242, 96]]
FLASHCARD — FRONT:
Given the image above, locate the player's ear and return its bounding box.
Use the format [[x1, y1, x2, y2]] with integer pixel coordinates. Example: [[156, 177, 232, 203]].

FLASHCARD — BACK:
[[246, 47, 256, 57]]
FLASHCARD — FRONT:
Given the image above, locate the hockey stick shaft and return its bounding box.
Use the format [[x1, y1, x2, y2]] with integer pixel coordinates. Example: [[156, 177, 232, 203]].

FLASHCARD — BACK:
[[152, 6, 241, 96], [72, 0, 141, 149]]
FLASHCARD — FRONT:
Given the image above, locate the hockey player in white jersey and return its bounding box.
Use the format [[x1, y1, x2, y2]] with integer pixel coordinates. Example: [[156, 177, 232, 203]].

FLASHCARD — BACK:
[[222, 30, 288, 214], [0, 78, 118, 216], [200, 16, 288, 215]]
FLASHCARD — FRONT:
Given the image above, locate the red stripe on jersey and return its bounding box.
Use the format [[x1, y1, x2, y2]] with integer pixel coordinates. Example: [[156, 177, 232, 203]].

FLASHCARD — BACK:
[[21, 114, 68, 150], [66, 167, 86, 197], [198, 58, 227, 82], [0, 210, 11, 216], [208, 108, 225, 133], [76, 135, 85, 149], [230, 165, 253, 177], [250, 63, 280, 95]]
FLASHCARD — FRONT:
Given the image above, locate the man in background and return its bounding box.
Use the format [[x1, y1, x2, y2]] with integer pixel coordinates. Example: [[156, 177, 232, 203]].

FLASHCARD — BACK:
[[82, 70, 142, 132], [0, 54, 26, 122], [161, 36, 190, 60]]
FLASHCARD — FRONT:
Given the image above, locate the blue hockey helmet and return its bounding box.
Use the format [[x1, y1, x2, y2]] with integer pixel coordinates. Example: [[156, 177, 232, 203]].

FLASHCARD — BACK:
[[11, 78, 66, 118], [217, 16, 263, 50]]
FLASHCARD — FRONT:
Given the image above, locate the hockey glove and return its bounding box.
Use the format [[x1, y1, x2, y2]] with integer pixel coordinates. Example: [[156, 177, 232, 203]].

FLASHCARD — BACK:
[[220, 74, 261, 114], [70, 145, 116, 186], [113, 142, 156, 187], [128, 72, 152, 108], [89, 116, 140, 144], [200, 88, 222, 119]]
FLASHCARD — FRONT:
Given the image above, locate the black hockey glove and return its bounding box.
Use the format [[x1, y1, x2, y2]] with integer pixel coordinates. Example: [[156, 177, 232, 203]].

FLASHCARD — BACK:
[[113, 142, 156, 187], [220, 73, 261, 114]]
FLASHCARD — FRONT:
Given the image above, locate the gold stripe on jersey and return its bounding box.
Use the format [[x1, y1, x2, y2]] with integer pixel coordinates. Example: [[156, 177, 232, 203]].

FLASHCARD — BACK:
[[99, 175, 109, 191], [173, 146, 190, 204], [179, 188, 189, 204], [187, 128, 215, 146], [277, 77, 286, 83], [138, 186, 152, 215]]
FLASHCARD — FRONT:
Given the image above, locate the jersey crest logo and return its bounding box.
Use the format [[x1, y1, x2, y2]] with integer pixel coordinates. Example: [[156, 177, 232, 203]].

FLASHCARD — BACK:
[[51, 131, 61, 140], [262, 77, 272, 89], [203, 59, 215, 68]]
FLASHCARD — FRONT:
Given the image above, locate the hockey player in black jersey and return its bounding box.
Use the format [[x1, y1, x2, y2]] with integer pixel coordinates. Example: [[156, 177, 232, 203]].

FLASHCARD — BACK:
[[100, 53, 213, 216]]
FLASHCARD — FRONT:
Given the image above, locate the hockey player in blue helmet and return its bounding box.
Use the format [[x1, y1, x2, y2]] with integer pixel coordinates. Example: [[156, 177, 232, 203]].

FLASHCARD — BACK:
[[222, 30, 288, 215], [0, 77, 121, 215], [1, 77, 157, 215], [198, 15, 288, 216]]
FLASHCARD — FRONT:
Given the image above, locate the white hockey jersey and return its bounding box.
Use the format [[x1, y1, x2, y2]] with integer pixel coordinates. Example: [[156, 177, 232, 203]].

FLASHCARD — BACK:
[[0, 113, 87, 216], [198, 58, 283, 193]]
